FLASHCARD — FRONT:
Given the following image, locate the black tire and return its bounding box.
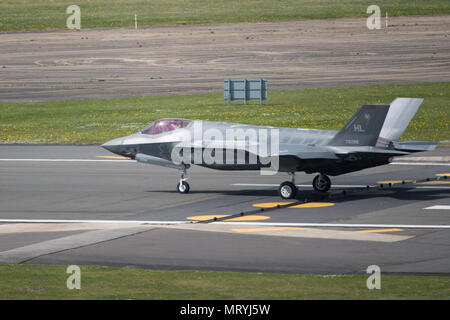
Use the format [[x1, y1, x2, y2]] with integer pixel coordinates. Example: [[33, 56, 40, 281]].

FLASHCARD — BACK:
[[177, 181, 190, 194], [312, 174, 331, 192], [278, 181, 297, 199]]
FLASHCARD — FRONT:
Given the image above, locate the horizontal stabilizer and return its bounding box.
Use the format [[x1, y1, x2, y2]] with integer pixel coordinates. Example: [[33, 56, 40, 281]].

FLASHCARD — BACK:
[[393, 141, 438, 152]]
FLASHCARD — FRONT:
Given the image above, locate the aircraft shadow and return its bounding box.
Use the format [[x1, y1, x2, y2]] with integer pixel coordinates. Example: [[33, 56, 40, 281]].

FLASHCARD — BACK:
[[148, 186, 449, 204]]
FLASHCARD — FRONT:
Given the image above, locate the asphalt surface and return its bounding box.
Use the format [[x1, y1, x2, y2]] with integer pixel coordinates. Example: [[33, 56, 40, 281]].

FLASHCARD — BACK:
[[0, 145, 449, 274], [1, 15, 449, 103]]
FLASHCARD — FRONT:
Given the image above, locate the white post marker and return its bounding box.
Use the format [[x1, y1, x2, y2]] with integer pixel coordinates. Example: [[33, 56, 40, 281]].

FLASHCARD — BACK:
[[134, 13, 138, 30]]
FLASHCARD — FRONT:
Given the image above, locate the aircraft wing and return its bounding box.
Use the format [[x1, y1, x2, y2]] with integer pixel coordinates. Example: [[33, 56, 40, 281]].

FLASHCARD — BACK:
[[326, 146, 410, 156], [177, 141, 339, 159], [274, 144, 410, 161], [176, 140, 411, 161], [277, 144, 339, 159]]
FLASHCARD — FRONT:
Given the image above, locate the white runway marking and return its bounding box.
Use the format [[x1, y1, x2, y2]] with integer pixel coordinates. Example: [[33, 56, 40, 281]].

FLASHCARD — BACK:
[[0, 219, 449, 229], [232, 183, 372, 188], [233, 184, 450, 189], [168, 223, 412, 242], [0, 159, 448, 166], [424, 205, 450, 210], [0, 159, 136, 162], [416, 186, 450, 189], [213, 222, 450, 229], [0, 219, 190, 224], [0, 226, 153, 264], [390, 162, 450, 166]]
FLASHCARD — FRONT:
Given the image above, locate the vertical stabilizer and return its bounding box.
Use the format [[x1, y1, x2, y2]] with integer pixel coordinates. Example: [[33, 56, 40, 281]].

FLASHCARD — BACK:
[[328, 104, 390, 147]]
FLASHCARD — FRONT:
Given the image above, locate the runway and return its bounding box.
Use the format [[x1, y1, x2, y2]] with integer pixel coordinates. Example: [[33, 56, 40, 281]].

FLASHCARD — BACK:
[[0, 145, 449, 274], [0, 15, 449, 103]]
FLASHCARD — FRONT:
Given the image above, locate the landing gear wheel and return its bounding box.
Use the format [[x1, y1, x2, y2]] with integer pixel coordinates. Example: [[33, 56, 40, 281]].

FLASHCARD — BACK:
[[279, 181, 297, 199], [312, 174, 331, 192], [177, 181, 190, 194]]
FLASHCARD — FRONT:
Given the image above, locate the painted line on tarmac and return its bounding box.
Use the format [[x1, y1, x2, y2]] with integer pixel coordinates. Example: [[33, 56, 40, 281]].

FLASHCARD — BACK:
[[0, 158, 136, 162], [166, 224, 412, 242], [3, 219, 449, 229], [417, 181, 450, 185], [232, 227, 313, 232], [234, 183, 450, 190], [390, 162, 450, 166], [415, 186, 450, 189], [356, 228, 403, 233], [232, 183, 372, 188], [252, 202, 335, 208], [186, 215, 271, 222], [377, 180, 413, 184], [0, 159, 448, 166], [0, 226, 153, 264], [424, 205, 450, 210], [96, 156, 131, 159], [212, 222, 450, 229], [0, 219, 191, 225]]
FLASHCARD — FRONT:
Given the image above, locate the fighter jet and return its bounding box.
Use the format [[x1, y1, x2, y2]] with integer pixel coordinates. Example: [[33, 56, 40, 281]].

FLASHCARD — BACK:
[[102, 98, 437, 199]]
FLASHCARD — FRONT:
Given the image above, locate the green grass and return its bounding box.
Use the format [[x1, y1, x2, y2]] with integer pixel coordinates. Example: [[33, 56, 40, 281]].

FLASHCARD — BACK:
[[0, 0, 449, 32], [0, 264, 449, 299], [0, 82, 448, 145]]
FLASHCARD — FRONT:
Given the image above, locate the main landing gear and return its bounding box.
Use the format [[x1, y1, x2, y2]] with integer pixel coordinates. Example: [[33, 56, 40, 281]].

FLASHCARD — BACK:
[[176, 164, 190, 194], [312, 174, 331, 192], [278, 172, 332, 199], [176, 167, 331, 197]]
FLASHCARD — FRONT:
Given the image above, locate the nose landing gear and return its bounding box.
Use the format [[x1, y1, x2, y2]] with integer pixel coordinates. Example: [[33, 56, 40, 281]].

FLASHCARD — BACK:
[[279, 172, 297, 199], [176, 165, 190, 194]]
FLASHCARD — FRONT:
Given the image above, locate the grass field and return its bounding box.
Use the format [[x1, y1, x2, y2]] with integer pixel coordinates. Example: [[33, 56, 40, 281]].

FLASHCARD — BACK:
[[0, 264, 449, 300], [0, 82, 448, 145], [0, 0, 449, 32]]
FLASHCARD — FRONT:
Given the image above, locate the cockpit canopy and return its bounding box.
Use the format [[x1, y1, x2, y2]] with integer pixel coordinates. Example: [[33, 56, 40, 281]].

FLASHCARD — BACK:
[[141, 119, 191, 135]]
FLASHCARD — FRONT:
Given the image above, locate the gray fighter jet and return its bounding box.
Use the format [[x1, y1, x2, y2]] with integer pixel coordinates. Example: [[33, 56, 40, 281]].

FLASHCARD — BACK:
[[102, 98, 437, 199]]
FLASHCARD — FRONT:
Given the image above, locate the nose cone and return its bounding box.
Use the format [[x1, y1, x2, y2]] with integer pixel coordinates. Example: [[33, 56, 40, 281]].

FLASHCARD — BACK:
[[101, 136, 138, 158], [101, 137, 125, 155]]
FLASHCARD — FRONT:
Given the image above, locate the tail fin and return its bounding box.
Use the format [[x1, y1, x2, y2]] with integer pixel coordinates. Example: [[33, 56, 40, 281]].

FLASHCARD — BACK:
[[328, 104, 390, 147]]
